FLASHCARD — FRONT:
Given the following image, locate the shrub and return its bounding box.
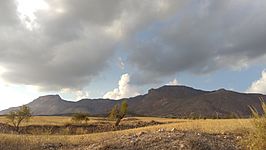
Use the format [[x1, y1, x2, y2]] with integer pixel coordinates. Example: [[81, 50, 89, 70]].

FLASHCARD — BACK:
[[242, 97, 266, 150], [71, 112, 90, 124]]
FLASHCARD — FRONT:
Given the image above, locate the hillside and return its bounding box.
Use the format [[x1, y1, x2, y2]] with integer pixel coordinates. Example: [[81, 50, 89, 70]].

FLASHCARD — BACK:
[[0, 86, 265, 118]]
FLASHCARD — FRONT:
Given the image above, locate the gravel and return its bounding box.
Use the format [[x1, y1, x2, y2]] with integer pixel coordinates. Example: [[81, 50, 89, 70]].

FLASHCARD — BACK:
[[58, 130, 243, 150]]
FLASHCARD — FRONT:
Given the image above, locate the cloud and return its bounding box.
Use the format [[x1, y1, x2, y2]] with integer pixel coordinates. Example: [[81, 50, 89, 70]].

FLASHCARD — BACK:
[[247, 70, 266, 94], [0, 0, 182, 91], [117, 57, 125, 70], [0, 0, 18, 26], [0, 0, 266, 90], [60, 88, 90, 100], [103, 74, 139, 99], [0, 0, 121, 91], [167, 79, 179, 86], [128, 0, 266, 84], [0, 66, 41, 110]]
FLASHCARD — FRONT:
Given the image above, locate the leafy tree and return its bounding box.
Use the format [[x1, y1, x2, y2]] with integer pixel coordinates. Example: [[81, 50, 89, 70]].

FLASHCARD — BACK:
[[108, 104, 119, 121], [6, 105, 31, 133], [108, 101, 128, 126], [71, 112, 90, 124], [115, 100, 128, 126]]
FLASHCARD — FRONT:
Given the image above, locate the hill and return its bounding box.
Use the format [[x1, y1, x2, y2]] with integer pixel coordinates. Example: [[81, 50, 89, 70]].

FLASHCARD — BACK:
[[0, 85, 265, 118]]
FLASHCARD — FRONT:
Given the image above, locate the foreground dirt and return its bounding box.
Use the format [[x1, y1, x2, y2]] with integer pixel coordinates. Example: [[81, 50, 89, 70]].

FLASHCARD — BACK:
[[41, 130, 243, 150]]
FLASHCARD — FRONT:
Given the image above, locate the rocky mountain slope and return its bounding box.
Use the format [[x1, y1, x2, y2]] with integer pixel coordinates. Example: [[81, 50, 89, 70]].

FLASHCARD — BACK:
[[0, 86, 265, 118]]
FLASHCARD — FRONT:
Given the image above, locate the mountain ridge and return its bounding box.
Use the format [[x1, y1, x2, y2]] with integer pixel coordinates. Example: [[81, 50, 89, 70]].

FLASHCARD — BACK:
[[0, 85, 265, 118]]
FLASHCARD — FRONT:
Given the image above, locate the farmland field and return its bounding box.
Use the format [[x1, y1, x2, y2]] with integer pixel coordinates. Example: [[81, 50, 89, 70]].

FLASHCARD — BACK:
[[0, 116, 253, 150]]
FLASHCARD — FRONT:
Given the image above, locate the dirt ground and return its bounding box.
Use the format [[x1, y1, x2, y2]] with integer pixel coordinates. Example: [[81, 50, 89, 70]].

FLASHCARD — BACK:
[[41, 130, 243, 150], [0, 120, 164, 135], [0, 118, 248, 150]]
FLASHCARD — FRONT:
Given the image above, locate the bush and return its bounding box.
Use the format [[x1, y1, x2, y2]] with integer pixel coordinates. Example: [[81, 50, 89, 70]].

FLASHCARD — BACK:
[[242, 97, 266, 150], [71, 112, 90, 124]]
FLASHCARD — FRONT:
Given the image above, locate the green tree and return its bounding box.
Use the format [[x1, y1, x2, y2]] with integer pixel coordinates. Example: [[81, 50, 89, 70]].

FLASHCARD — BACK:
[[108, 104, 119, 121], [115, 100, 128, 126], [109, 100, 128, 126], [6, 105, 31, 133]]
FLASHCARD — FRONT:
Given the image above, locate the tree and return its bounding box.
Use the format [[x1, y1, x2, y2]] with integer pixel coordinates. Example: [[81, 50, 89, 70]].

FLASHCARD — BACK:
[[6, 105, 31, 133], [108, 101, 128, 126], [108, 104, 119, 121], [71, 112, 90, 124], [115, 100, 128, 126]]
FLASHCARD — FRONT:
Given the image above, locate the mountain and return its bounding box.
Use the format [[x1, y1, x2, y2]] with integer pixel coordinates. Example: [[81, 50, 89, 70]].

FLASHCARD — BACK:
[[0, 95, 117, 116], [0, 85, 265, 118]]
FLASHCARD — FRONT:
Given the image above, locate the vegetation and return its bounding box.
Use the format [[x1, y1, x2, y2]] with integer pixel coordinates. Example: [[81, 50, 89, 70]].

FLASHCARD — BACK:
[[108, 104, 119, 121], [242, 97, 266, 150], [6, 105, 31, 133], [71, 112, 90, 124], [0, 100, 264, 149], [0, 117, 251, 150], [108, 101, 128, 126]]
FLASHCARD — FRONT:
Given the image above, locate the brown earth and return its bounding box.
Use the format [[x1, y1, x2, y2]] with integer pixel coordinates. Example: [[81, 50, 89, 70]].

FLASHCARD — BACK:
[[41, 130, 243, 150], [0, 120, 164, 135]]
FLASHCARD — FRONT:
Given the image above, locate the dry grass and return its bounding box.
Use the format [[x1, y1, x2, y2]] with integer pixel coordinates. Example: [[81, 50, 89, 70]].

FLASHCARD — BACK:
[[0, 116, 179, 126], [0, 116, 72, 126], [241, 100, 266, 150], [0, 117, 252, 150]]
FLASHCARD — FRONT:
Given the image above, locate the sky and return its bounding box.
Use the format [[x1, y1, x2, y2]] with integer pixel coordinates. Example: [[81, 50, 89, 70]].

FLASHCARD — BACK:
[[0, 0, 266, 110]]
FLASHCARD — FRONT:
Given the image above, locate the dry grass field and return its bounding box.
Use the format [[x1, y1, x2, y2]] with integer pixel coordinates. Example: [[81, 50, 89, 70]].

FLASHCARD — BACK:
[[0, 116, 254, 150], [0, 116, 180, 126]]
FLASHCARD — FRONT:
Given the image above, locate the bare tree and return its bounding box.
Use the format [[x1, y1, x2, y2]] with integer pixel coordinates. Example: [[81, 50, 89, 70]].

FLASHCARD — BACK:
[[6, 105, 31, 133]]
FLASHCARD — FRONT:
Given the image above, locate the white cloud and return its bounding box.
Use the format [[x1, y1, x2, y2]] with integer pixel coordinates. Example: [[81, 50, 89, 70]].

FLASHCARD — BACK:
[[16, 0, 49, 30], [75, 90, 90, 100], [247, 70, 266, 94], [167, 78, 179, 86], [103, 74, 139, 99], [0, 68, 41, 110], [60, 88, 90, 100]]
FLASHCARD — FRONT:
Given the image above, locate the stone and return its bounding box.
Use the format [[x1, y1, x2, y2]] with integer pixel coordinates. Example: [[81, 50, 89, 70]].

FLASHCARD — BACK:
[[197, 133, 201, 136], [171, 128, 177, 132], [224, 136, 227, 139], [158, 128, 165, 132], [137, 131, 146, 137]]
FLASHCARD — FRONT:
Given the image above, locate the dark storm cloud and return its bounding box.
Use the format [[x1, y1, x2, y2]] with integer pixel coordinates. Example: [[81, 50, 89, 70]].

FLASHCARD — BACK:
[[0, 0, 122, 90], [128, 0, 266, 85], [0, 0, 182, 90], [0, 0, 266, 89]]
